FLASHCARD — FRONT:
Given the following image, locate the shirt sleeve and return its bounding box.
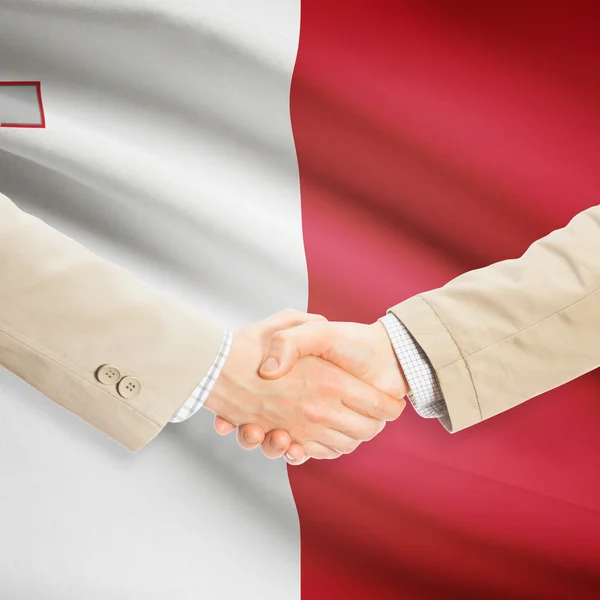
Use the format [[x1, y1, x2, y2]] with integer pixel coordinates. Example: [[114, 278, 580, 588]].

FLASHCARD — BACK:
[[379, 313, 448, 419], [170, 330, 234, 423]]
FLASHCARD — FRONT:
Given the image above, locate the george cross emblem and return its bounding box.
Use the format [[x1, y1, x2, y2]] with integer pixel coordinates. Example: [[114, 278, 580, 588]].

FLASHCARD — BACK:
[[0, 81, 46, 128]]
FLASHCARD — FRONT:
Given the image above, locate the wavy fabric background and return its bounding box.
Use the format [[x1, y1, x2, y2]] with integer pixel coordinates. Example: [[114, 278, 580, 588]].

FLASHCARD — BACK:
[[290, 2, 600, 599], [0, 2, 304, 598], [1, 1, 600, 599]]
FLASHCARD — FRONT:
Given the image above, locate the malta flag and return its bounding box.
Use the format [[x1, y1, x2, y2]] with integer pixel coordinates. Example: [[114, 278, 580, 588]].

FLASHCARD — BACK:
[[0, 2, 599, 599]]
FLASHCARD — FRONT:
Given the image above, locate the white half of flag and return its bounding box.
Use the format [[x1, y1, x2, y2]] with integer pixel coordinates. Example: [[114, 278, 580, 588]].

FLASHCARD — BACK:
[[0, 2, 302, 599]]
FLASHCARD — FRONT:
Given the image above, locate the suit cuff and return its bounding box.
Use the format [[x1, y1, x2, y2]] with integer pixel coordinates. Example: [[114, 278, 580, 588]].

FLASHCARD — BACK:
[[388, 295, 483, 432], [170, 330, 233, 423], [379, 313, 448, 419]]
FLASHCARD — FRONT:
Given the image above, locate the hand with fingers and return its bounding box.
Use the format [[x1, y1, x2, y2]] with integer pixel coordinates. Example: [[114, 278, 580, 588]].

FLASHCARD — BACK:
[[214, 319, 409, 464], [204, 311, 406, 461]]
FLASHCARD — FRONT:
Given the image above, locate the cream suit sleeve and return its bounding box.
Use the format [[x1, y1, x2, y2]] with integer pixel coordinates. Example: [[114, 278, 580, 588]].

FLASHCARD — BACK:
[[0, 192, 224, 451], [389, 204, 600, 433]]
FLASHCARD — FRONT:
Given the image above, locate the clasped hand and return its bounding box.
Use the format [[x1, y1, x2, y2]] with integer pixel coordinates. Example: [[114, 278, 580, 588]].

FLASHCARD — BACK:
[[204, 310, 408, 465]]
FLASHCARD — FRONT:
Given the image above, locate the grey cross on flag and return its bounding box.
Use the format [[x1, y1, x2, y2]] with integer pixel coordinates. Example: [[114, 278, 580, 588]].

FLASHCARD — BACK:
[[0, 82, 45, 128]]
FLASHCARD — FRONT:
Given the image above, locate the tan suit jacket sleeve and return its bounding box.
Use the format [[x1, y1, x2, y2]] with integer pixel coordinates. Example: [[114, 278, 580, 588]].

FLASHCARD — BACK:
[[0, 192, 224, 451], [390, 204, 600, 432]]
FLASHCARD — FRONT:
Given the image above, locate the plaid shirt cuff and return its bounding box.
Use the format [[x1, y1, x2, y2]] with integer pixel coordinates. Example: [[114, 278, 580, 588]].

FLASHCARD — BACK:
[[379, 313, 448, 419], [170, 330, 233, 423]]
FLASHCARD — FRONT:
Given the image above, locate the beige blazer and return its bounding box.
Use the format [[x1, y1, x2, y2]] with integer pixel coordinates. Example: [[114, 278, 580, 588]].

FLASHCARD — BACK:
[[0, 192, 224, 451], [391, 204, 600, 432]]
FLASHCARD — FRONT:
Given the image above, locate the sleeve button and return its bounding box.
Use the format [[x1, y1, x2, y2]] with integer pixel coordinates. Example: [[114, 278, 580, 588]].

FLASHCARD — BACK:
[[96, 365, 121, 385], [117, 376, 141, 399]]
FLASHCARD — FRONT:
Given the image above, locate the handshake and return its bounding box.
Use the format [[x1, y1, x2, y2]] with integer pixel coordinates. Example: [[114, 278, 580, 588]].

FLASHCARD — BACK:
[[204, 310, 409, 465]]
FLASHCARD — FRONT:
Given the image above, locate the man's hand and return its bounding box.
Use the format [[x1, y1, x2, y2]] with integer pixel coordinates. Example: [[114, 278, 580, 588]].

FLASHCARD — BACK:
[[214, 319, 409, 464], [205, 312, 405, 459]]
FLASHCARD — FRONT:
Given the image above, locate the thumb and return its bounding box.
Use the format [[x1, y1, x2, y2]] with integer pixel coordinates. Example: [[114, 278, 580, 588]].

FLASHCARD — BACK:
[[259, 322, 336, 380]]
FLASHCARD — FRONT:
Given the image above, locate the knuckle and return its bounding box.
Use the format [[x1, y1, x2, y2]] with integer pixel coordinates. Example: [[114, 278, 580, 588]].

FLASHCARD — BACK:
[[302, 440, 339, 460], [302, 401, 329, 424], [340, 439, 360, 455], [278, 308, 301, 320], [370, 420, 386, 440], [271, 430, 289, 446], [386, 398, 406, 421], [316, 370, 339, 395], [307, 312, 327, 322], [300, 442, 318, 458], [368, 395, 383, 419], [261, 447, 278, 459], [270, 330, 288, 344], [315, 447, 339, 460], [360, 420, 385, 442]]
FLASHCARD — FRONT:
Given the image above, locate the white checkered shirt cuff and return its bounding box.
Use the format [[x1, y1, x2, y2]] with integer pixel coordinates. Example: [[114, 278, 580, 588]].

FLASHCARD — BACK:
[[170, 329, 233, 423], [379, 313, 448, 419]]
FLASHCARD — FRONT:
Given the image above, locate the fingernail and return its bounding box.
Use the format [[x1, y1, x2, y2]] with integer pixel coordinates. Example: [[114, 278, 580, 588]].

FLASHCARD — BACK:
[[261, 357, 279, 373], [285, 453, 295, 461], [244, 431, 257, 444]]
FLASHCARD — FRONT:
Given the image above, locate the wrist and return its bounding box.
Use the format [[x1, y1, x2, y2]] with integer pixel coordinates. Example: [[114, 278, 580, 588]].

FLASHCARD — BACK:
[[203, 331, 261, 426], [370, 321, 410, 398]]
